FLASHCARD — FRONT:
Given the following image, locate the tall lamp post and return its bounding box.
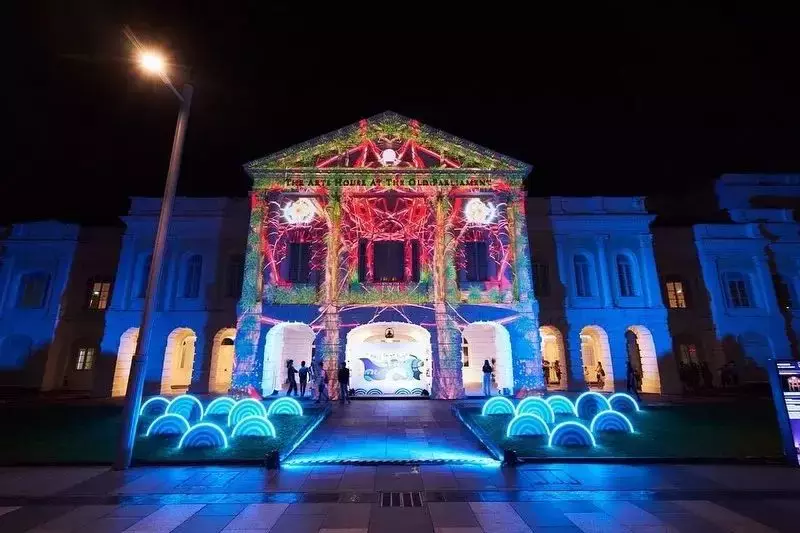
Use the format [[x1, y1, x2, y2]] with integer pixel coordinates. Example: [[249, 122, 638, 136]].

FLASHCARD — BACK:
[[114, 31, 194, 470]]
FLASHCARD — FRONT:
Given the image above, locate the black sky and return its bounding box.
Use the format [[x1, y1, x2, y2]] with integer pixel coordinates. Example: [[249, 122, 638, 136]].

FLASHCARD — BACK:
[[7, 2, 800, 224]]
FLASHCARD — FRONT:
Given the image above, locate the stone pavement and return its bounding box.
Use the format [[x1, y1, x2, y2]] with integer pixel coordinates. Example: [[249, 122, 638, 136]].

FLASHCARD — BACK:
[[289, 400, 489, 464], [0, 463, 799, 532]]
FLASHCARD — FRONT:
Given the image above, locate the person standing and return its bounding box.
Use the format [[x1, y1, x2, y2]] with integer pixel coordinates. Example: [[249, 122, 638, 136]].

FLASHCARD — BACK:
[[338, 362, 351, 404], [596, 361, 606, 389], [482, 359, 493, 397], [553, 360, 562, 386], [286, 359, 298, 396], [626, 360, 641, 402], [542, 360, 551, 385], [315, 361, 328, 403], [298, 360, 310, 397]]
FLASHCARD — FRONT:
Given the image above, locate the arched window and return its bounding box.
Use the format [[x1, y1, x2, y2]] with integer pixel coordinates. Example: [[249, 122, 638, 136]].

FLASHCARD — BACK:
[[616, 254, 636, 297], [573, 255, 592, 297], [17, 272, 51, 309], [722, 271, 753, 308], [137, 254, 152, 298], [183, 254, 203, 298]]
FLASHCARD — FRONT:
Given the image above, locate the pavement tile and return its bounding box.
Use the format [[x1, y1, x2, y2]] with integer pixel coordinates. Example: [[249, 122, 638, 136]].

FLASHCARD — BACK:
[[30, 504, 118, 530], [79, 516, 141, 533], [123, 503, 204, 532], [433, 528, 483, 533], [674, 500, 778, 532], [170, 514, 234, 533], [593, 501, 665, 526], [564, 512, 634, 533], [269, 513, 326, 533], [0, 504, 74, 533], [511, 501, 577, 527], [283, 503, 334, 515], [427, 502, 479, 527], [108, 505, 163, 517], [195, 503, 247, 516], [221, 503, 288, 531], [321, 503, 372, 529], [368, 506, 432, 533]]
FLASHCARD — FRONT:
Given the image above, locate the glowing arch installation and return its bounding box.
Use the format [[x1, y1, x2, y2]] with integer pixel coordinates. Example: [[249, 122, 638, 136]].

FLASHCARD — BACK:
[[146, 414, 190, 437], [228, 399, 268, 427], [506, 414, 551, 438], [548, 422, 597, 448], [231, 416, 277, 438], [515, 397, 555, 424], [267, 397, 303, 417], [178, 423, 229, 449], [482, 397, 515, 416]]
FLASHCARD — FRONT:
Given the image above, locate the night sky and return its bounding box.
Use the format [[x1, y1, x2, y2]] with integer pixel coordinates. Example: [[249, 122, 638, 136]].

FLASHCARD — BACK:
[[7, 2, 800, 224]]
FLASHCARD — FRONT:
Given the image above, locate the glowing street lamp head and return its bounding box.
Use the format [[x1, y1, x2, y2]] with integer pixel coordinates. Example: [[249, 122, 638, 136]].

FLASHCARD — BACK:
[[138, 50, 166, 75]]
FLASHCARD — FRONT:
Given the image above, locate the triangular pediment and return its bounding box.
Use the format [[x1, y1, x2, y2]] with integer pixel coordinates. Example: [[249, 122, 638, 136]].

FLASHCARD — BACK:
[[245, 111, 531, 179]]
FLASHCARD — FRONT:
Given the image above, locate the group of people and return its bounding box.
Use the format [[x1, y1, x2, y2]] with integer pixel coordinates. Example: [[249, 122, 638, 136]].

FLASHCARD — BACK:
[[541, 360, 563, 386], [678, 359, 715, 392], [284, 359, 352, 404]]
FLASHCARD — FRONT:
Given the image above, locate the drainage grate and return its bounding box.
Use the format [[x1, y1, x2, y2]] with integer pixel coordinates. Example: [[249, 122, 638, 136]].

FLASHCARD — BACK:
[[380, 491, 424, 507]]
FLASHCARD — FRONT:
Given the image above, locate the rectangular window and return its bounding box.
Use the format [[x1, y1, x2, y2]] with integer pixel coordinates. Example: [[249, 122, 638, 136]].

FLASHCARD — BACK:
[[617, 259, 635, 297], [410, 240, 420, 283], [358, 239, 368, 283], [373, 241, 405, 282], [76, 347, 95, 371], [574, 259, 592, 297], [465, 241, 489, 282], [727, 279, 751, 308], [665, 281, 687, 309], [88, 281, 111, 310], [17, 272, 50, 309], [288, 242, 311, 282], [678, 343, 698, 364], [533, 262, 551, 297], [225, 254, 244, 297]]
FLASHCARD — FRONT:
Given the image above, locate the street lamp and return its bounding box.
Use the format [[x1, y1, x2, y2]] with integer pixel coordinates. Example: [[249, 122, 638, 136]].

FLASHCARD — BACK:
[[114, 30, 194, 470]]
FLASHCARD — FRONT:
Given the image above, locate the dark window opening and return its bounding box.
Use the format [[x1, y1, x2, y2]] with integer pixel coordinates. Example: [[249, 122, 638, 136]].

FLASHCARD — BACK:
[[465, 241, 489, 282], [225, 254, 245, 297], [288, 242, 311, 283], [183, 255, 203, 298], [411, 240, 420, 282], [358, 239, 368, 282], [533, 262, 550, 297], [17, 272, 50, 309], [373, 241, 404, 282]]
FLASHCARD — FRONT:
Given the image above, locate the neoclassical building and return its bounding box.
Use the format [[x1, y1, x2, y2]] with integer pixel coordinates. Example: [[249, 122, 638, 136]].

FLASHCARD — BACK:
[[0, 114, 798, 397]]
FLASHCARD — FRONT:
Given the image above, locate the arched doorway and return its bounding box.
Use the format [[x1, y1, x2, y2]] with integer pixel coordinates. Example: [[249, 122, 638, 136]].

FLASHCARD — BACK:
[[262, 322, 315, 395], [579, 326, 613, 392], [209, 328, 236, 394], [461, 321, 513, 396], [539, 325, 567, 390], [345, 322, 433, 396], [160, 328, 197, 395], [112, 327, 138, 397], [626, 326, 662, 393]]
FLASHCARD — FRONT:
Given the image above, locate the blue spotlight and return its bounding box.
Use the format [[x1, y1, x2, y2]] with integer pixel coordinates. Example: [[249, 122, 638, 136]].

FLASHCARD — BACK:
[[139, 396, 169, 417], [266, 397, 304, 416], [228, 398, 268, 427], [166, 394, 204, 423], [546, 395, 577, 416], [481, 396, 515, 416], [145, 413, 190, 437], [506, 414, 551, 438], [590, 410, 635, 434], [575, 391, 611, 419], [205, 397, 236, 417], [516, 397, 555, 424], [177, 422, 228, 449], [548, 421, 597, 447], [231, 415, 277, 438], [609, 393, 641, 413]]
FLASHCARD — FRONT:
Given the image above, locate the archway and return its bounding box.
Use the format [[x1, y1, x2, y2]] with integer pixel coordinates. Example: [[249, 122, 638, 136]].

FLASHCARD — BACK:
[[461, 321, 513, 396], [209, 328, 236, 394], [345, 322, 433, 396], [539, 325, 567, 390], [160, 328, 197, 395], [112, 327, 138, 397], [626, 326, 662, 393], [262, 322, 315, 395], [579, 325, 613, 392]]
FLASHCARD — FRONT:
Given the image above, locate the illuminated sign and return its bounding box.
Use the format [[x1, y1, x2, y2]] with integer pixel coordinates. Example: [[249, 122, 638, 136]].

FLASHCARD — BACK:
[[775, 360, 800, 464]]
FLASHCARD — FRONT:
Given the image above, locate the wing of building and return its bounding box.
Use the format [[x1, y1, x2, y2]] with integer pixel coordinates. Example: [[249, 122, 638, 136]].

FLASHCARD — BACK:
[[1, 113, 798, 398]]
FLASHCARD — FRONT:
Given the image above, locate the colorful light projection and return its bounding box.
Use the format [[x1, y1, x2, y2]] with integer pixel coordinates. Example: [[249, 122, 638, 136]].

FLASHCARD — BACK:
[[482, 396, 515, 416], [231, 415, 277, 438], [546, 395, 578, 416], [228, 398, 268, 427], [548, 422, 597, 448], [575, 391, 612, 419], [140, 396, 169, 417], [205, 397, 237, 417], [590, 411, 635, 434], [609, 393, 641, 413], [463, 198, 498, 225], [266, 397, 303, 416], [515, 397, 555, 424], [506, 414, 551, 438], [281, 198, 317, 225], [166, 395, 204, 423], [146, 414, 190, 437], [177, 423, 229, 449]]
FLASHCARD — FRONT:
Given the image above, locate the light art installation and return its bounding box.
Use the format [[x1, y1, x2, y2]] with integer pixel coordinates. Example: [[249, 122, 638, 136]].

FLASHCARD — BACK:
[[231, 415, 277, 438], [146, 413, 190, 437], [140, 396, 169, 417], [482, 396, 515, 416], [609, 393, 641, 413], [177, 422, 229, 449], [546, 395, 578, 416], [463, 198, 498, 225], [166, 394, 204, 423], [575, 391, 611, 420], [515, 397, 555, 424], [228, 398, 268, 427], [590, 411, 635, 434], [205, 397, 237, 417], [548, 421, 597, 448], [266, 397, 304, 416], [506, 414, 551, 438], [282, 198, 317, 225]]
